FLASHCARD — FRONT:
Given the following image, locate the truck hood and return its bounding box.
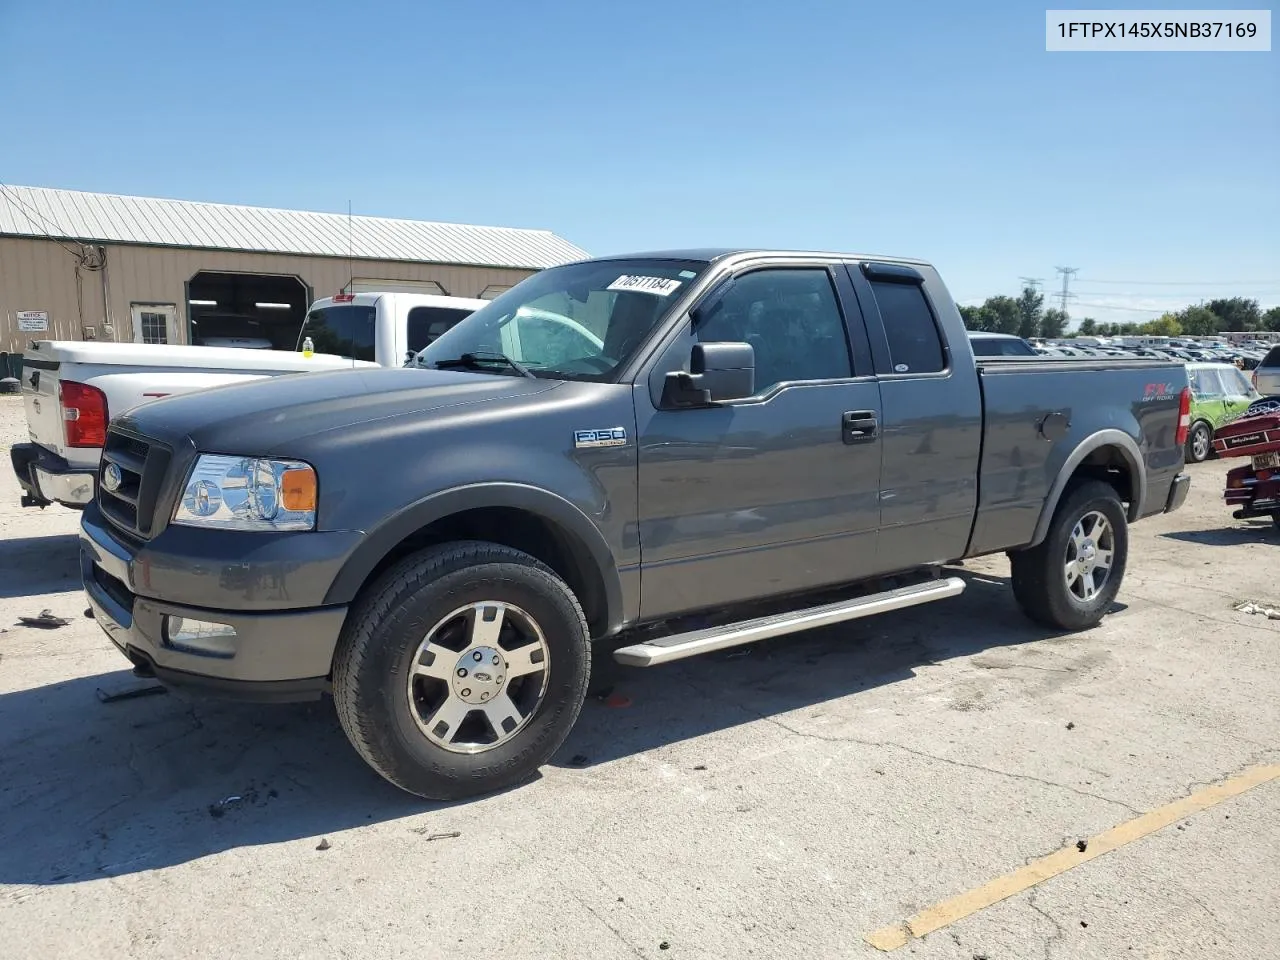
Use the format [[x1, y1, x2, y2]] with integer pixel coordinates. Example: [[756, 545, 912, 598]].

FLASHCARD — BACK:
[[114, 367, 559, 454]]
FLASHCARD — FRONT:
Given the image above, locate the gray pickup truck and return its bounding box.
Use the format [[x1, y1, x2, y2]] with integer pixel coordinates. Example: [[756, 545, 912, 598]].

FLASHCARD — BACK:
[[80, 249, 1191, 799]]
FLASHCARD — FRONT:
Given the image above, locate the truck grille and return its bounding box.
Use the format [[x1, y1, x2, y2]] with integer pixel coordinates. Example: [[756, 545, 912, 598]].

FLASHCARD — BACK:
[[98, 428, 173, 540]]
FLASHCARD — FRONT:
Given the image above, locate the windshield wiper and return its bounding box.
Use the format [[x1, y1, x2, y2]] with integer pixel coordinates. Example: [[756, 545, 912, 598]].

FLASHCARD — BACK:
[[432, 351, 536, 379]]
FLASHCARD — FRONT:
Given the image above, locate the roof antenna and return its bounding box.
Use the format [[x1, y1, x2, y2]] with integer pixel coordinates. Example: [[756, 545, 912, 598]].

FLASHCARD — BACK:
[[347, 200, 355, 369]]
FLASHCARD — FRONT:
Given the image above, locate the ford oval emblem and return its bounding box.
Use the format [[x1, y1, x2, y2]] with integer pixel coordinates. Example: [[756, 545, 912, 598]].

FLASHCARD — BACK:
[[102, 463, 123, 493]]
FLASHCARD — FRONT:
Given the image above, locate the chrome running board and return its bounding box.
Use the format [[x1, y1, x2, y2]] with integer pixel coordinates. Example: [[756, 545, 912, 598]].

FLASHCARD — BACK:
[[612, 576, 966, 667]]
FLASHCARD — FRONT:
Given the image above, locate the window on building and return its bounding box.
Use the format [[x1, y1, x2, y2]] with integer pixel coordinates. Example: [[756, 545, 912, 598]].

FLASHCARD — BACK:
[[140, 311, 169, 344], [694, 268, 852, 393], [869, 280, 946, 375]]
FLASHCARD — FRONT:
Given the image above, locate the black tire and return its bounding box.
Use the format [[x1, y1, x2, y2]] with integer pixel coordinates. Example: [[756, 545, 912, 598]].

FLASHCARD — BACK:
[[1010, 480, 1129, 631], [1186, 421, 1212, 463], [332, 541, 590, 800]]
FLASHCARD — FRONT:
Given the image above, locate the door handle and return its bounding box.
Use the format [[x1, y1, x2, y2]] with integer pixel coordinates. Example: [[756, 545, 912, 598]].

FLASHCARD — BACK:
[[842, 410, 878, 444]]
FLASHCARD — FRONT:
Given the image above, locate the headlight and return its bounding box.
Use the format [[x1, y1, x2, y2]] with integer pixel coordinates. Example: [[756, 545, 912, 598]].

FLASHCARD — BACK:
[[172, 455, 317, 531]]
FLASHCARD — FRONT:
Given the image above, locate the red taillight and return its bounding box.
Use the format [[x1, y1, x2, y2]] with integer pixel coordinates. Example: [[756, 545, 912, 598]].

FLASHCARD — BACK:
[[1175, 386, 1191, 448], [333, 293, 355, 302], [60, 381, 109, 448]]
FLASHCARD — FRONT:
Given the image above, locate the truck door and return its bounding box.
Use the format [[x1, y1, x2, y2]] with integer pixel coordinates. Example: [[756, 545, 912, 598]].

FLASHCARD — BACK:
[[845, 262, 982, 570], [635, 264, 884, 620]]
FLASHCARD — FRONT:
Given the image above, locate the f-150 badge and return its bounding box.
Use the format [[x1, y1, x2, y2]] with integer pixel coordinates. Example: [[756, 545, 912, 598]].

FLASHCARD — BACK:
[[574, 427, 627, 449]]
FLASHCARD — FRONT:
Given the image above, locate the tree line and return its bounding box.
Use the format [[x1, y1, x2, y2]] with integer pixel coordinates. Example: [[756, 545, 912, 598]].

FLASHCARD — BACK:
[[960, 290, 1280, 340]]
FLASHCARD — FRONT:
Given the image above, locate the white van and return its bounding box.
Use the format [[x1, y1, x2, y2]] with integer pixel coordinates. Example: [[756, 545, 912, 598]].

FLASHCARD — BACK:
[[297, 292, 489, 367]]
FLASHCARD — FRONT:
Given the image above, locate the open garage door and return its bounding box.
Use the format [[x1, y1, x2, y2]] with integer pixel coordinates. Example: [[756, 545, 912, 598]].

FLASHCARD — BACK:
[[186, 272, 310, 350]]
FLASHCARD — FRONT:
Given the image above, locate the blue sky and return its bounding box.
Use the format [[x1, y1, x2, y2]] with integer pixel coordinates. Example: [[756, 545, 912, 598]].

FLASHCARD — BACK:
[[1, 0, 1276, 325]]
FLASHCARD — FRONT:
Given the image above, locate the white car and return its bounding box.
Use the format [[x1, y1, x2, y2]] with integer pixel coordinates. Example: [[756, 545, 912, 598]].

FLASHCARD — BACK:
[[12, 340, 375, 510]]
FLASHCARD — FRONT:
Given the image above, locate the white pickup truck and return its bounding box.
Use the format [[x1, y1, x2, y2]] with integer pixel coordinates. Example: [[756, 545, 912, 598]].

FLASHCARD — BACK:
[[10, 292, 490, 510], [10, 340, 375, 510], [297, 292, 490, 365]]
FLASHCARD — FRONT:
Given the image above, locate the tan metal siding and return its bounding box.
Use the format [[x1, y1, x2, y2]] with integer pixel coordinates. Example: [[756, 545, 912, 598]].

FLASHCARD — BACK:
[[0, 237, 533, 351]]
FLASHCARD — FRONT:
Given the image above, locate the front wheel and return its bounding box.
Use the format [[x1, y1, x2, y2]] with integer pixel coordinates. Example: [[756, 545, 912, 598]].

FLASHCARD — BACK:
[[333, 541, 590, 800], [1186, 421, 1212, 463], [1010, 481, 1129, 631]]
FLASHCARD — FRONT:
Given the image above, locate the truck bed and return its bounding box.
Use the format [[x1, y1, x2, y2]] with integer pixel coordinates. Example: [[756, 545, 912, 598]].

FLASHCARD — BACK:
[[967, 357, 1186, 557]]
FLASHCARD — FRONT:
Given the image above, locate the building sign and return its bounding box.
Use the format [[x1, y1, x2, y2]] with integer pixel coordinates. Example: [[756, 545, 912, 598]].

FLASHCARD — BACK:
[[16, 310, 49, 332]]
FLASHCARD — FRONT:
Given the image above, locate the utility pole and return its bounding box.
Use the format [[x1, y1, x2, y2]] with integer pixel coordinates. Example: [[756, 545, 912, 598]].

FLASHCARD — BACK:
[[1054, 266, 1078, 315]]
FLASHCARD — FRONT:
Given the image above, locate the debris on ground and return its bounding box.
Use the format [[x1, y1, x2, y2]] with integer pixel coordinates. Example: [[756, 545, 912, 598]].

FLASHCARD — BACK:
[[1234, 600, 1280, 619], [208, 795, 246, 819], [18, 609, 72, 629], [1076, 839, 1088, 852], [569, 754, 589, 767], [418, 830, 461, 842], [83, 608, 93, 619], [604, 693, 633, 708], [659, 942, 670, 951], [693, 764, 707, 771], [1080, 921, 1088, 928], [95, 682, 168, 704], [1066, 721, 1076, 730], [316, 838, 331, 851]]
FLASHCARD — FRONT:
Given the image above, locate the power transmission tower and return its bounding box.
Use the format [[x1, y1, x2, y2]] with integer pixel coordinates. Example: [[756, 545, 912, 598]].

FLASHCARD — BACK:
[[1054, 266, 1079, 315], [1019, 276, 1045, 292]]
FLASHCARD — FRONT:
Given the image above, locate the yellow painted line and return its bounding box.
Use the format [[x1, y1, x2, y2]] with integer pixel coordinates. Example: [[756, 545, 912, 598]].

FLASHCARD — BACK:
[[864, 763, 1280, 952]]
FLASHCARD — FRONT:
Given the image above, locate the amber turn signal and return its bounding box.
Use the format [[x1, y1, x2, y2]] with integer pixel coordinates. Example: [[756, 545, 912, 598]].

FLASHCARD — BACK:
[[281, 467, 317, 512]]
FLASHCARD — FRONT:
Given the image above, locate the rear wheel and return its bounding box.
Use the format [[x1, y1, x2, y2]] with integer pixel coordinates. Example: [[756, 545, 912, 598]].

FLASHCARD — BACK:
[[333, 541, 590, 800], [1186, 421, 1212, 463], [1010, 481, 1128, 631]]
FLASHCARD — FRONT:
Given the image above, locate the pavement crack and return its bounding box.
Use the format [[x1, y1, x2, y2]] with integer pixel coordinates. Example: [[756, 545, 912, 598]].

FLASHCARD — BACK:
[[757, 713, 1143, 815], [1027, 888, 1066, 960]]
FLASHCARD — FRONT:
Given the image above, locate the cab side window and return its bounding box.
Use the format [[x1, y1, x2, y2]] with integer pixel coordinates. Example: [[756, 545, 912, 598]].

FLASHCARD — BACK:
[[694, 268, 852, 394], [868, 280, 947, 375]]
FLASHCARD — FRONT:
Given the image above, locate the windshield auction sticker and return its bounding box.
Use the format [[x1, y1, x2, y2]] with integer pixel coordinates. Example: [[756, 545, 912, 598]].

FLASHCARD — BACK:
[[608, 275, 683, 296]]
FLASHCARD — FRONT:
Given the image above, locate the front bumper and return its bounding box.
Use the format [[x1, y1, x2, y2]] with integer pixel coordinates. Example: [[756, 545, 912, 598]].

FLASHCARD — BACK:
[[1164, 472, 1191, 513], [11, 442, 95, 508], [81, 505, 350, 701]]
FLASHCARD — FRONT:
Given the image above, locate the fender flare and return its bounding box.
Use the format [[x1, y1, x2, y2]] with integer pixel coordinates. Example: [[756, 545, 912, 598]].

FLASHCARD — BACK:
[[323, 482, 625, 634], [1028, 429, 1147, 547]]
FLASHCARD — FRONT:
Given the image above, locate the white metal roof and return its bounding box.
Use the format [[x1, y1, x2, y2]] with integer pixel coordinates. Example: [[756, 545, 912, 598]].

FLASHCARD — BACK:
[[0, 184, 590, 270]]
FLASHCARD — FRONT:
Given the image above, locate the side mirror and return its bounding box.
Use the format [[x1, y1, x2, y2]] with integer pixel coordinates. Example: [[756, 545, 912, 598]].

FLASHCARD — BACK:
[[405, 351, 417, 366], [662, 341, 755, 407]]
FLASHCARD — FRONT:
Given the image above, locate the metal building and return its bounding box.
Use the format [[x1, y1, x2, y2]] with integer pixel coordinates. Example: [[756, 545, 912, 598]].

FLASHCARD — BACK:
[[0, 185, 589, 357]]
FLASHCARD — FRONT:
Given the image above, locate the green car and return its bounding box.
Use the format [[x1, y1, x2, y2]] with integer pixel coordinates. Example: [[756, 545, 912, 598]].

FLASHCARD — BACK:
[[1185, 361, 1261, 462]]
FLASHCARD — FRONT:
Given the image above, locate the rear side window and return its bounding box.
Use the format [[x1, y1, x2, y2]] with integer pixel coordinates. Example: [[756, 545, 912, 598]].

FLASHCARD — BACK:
[[869, 281, 946, 374], [1263, 346, 1280, 369], [1189, 367, 1225, 397], [971, 336, 1036, 357], [300, 305, 375, 361], [406, 307, 474, 353]]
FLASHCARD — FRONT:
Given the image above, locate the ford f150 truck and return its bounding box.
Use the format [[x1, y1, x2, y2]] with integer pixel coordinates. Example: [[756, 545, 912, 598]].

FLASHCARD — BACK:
[[79, 249, 1192, 800]]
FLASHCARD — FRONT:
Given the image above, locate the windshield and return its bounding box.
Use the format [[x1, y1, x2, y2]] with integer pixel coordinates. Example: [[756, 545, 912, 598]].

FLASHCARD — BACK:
[[414, 258, 708, 380]]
